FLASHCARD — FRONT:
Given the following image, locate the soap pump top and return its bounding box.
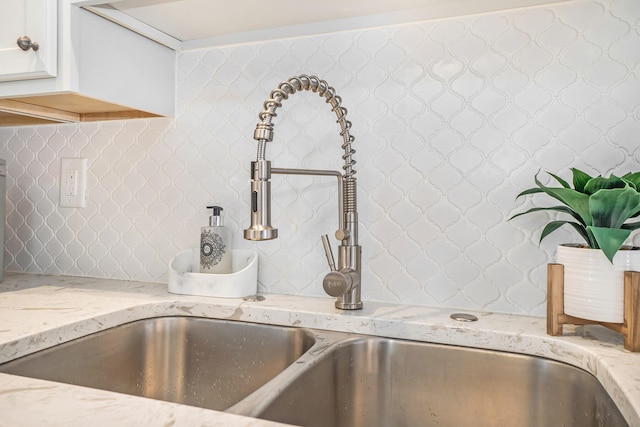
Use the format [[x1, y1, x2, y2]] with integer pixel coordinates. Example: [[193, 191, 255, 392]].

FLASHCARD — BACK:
[[208, 205, 224, 226]]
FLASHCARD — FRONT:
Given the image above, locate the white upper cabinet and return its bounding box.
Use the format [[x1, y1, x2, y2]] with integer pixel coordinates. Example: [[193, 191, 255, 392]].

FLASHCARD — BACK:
[[0, 1, 175, 126], [0, 0, 57, 82]]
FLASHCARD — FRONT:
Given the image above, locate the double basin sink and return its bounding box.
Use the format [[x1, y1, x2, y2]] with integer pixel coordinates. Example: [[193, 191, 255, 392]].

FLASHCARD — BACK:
[[0, 316, 628, 427]]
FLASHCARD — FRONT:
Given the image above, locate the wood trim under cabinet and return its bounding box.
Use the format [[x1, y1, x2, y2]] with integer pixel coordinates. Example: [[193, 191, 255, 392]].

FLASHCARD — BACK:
[[0, 111, 63, 126], [0, 94, 161, 126], [0, 99, 79, 123]]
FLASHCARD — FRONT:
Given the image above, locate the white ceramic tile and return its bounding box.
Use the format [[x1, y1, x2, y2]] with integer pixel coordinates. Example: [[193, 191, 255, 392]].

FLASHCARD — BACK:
[[0, 0, 638, 316]]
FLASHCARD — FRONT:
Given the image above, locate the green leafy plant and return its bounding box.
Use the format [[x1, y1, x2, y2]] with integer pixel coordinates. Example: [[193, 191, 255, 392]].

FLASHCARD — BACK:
[[511, 168, 640, 263]]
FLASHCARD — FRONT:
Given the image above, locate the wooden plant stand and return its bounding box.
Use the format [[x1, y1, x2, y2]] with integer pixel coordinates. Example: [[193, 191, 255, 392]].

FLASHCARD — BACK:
[[547, 263, 640, 352]]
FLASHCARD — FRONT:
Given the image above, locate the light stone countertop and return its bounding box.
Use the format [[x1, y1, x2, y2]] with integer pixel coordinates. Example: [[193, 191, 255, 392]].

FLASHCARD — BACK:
[[0, 272, 638, 426]]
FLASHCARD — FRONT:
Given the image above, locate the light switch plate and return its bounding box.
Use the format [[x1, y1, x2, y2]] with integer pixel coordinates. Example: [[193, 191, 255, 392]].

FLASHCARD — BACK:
[[59, 158, 87, 208]]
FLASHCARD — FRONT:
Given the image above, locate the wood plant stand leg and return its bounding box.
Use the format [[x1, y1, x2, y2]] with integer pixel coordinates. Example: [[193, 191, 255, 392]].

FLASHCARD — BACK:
[[624, 271, 640, 352], [546, 263, 640, 352], [547, 263, 565, 336]]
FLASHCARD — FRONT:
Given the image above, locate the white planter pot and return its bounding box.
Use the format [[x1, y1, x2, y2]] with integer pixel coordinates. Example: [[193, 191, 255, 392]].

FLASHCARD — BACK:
[[556, 244, 640, 323]]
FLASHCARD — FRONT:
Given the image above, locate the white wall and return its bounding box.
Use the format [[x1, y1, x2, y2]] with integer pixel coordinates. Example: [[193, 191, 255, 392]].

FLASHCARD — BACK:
[[0, 0, 638, 316]]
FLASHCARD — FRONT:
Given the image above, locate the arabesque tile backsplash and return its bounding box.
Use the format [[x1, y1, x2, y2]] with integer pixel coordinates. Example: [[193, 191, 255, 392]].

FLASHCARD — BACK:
[[0, 0, 638, 316]]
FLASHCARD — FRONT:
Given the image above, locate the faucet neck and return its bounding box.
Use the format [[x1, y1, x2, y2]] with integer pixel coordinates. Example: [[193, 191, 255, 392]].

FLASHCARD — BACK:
[[253, 75, 356, 182]]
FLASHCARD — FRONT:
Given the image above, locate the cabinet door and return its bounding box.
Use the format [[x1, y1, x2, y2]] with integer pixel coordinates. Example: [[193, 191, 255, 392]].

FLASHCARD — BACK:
[[0, 0, 56, 82]]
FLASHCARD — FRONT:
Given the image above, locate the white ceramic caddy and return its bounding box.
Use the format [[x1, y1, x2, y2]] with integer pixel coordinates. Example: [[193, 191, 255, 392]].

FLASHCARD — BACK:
[[168, 249, 258, 298]]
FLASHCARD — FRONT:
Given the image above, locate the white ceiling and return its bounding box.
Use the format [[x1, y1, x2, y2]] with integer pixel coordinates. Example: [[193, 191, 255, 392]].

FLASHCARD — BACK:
[[109, 0, 436, 41], [85, 0, 575, 49]]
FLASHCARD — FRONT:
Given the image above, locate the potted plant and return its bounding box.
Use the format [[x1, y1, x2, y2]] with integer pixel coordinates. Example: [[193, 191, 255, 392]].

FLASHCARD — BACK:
[[511, 168, 640, 323]]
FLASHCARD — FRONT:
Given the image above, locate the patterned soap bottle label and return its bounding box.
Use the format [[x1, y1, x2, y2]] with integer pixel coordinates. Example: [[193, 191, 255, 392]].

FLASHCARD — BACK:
[[200, 229, 226, 269]]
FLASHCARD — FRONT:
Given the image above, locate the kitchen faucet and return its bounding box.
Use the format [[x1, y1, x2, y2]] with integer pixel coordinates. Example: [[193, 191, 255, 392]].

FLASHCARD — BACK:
[[244, 74, 362, 310]]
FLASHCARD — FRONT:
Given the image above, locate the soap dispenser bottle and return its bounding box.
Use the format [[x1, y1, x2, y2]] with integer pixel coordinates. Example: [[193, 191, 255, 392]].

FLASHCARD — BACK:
[[200, 205, 232, 274]]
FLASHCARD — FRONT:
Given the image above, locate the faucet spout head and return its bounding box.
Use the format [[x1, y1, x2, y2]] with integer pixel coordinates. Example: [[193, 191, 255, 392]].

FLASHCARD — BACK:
[[244, 160, 278, 241]]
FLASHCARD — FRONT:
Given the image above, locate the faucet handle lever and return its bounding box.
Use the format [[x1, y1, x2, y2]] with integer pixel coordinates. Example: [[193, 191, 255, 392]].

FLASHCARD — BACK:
[[321, 235, 337, 272]]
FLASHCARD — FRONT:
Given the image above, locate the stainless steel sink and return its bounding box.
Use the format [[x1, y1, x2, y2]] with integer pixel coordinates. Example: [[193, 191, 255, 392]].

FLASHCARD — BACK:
[[0, 317, 629, 427], [250, 337, 629, 427], [0, 317, 315, 411]]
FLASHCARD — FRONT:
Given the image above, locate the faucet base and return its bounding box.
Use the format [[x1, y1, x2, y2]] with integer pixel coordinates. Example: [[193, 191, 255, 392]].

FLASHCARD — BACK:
[[334, 300, 363, 310]]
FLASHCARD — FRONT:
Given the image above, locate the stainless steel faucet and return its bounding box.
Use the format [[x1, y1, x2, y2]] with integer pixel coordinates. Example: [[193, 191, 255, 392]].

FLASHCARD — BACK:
[[244, 75, 362, 310]]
